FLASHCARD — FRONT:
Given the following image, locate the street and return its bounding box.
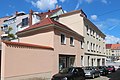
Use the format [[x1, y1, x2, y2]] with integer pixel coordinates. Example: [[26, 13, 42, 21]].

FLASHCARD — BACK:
[[86, 69, 120, 80]]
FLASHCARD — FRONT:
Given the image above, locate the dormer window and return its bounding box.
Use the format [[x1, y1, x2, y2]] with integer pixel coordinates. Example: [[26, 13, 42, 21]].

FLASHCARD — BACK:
[[22, 17, 28, 27]]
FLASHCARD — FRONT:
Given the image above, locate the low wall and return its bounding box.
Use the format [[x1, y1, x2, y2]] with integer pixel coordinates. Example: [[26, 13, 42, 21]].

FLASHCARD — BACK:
[[4, 72, 51, 80], [1, 42, 54, 80]]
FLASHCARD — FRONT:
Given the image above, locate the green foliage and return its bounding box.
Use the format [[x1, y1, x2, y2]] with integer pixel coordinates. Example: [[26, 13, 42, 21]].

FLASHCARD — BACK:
[[8, 27, 15, 40]]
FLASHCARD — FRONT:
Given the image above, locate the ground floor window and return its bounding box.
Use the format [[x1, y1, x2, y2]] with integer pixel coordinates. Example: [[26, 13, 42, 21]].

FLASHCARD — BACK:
[[91, 58, 94, 66], [97, 59, 101, 66], [102, 58, 105, 66], [88, 56, 90, 66], [81, 56, 83, 66], [59, 55, 75, 70]]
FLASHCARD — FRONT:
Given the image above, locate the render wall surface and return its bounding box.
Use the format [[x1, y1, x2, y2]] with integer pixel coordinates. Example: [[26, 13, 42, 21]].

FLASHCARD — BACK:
[[59, 13, 84, 36], [19, 27, 54, 48], [1, 42, 53, 80], [52, 28, 84, 74]]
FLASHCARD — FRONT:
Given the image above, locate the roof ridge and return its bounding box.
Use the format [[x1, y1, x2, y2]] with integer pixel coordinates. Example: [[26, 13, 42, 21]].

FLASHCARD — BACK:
[[47, 18, 54, 24]]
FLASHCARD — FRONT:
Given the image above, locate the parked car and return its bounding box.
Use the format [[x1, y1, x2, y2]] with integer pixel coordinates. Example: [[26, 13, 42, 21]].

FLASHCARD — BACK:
[[97, 66, 108, 75], [82, 66, 100, 79], [107, 66, 115, 72], [52, 67, 85, 80]]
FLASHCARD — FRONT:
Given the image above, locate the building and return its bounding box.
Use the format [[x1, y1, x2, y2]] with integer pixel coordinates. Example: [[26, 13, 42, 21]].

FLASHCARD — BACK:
[[106, 44, 112, 62], [106, 44, 120, 61], [0, 7, 64, 41], [1, 16, 84, 80], [1, 8, 106, 80], [57, 9, 106, 66], [0, 16, 10, 39]]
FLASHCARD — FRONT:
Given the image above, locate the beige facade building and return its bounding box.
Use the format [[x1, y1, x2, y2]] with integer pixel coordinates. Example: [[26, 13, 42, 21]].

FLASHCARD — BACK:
[[1, 17, 84, 80], [58, 9, 106, 66]]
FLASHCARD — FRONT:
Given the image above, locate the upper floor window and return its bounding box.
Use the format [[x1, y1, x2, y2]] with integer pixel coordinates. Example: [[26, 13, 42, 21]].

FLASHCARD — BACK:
[[87, 41, 90, 51], [86, 25, 89, 35], [93, 30, 95, 38], [70, 37, 74, 46], [90, 28, 93, 36], [22, 17, 28, 27], [2, 24, 8, 33], [81, 41, 84, 49], [61, 34, 66, 45]]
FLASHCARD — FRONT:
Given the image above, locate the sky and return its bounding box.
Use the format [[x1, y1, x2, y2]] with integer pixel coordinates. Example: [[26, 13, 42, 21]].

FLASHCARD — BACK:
[[0, 0, 120, 44]]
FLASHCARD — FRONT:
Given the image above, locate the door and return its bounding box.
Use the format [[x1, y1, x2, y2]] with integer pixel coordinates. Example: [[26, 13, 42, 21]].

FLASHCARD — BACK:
[[59, 55, 75, 70]]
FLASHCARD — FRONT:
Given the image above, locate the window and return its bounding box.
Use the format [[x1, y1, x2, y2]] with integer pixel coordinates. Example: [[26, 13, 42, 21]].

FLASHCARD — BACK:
[[90, 28, 92, 36], [86, 25, 89, 35], [61, 34, 66, 44], [3, 24, 8, 33], [70, 37, 74, 46], [87, 41, 90, 51], [22, 17, 28, 27], [81, 41, 84, 49], [93, 30, 95, 38], [96, 45, 98, 53], [91, 43, 93, 52], [81, 56, 83, 66], [93, 44, 95, 52], [99, 46, 101, 53]]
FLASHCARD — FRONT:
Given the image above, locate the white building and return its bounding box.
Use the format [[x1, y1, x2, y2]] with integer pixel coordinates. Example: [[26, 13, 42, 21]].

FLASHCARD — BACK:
[[57, 9, 106, 66]]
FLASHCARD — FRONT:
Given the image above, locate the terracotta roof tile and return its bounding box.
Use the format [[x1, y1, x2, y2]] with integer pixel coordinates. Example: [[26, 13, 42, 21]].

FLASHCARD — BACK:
[[2, 41, 54, 50], [106, 44, 120, 50], [38, 7, 62, 18], [17, 18, 53, 33], [106, 44, 112, 49], [17, 18, 84, 38], [111, 44, 120, 50]]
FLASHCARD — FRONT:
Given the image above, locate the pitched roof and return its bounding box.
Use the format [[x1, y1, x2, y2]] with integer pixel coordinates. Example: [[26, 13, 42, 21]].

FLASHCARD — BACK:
[[38, 7, 62, 19], [106, 44, 120, 50], [111, 44, 120, 50], [106, 44, 112, 49], [17, 18, 53, 33], [2, 41, 54, 50], [17, 18, 84, 39]]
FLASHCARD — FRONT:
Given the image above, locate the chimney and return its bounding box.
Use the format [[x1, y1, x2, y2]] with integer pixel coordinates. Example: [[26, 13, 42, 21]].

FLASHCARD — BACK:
[[15, 11, 18, 16], [29, 9, 33, 26], [56, 5, 59, 9], [48, 9, 51, 12]]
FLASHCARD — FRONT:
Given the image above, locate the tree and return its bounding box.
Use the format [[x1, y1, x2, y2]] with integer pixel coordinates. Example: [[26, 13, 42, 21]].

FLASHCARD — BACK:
[[7, 27, 15, 40], [1, 26, 15, 41]]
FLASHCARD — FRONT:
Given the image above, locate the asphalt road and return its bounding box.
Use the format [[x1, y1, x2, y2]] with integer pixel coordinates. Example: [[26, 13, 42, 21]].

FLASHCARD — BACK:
[[86, 69, 120, 80]]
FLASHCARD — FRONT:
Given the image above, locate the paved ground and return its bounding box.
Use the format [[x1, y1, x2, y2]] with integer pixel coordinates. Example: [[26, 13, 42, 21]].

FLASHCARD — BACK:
[[86, 69, 120, 80]]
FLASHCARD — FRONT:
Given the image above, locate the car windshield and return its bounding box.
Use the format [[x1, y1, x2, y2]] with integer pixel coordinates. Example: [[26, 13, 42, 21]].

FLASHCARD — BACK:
[[108, 66, 113, 68], [60, 68, 73, 74], [83, 67, 92, 70], [98, 66, 103, 69]]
